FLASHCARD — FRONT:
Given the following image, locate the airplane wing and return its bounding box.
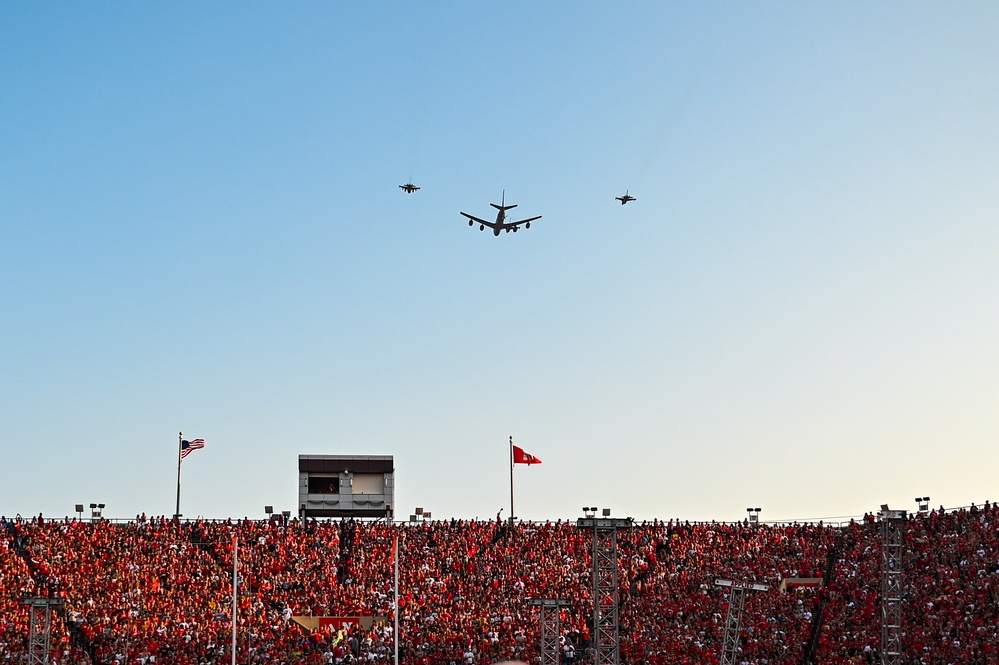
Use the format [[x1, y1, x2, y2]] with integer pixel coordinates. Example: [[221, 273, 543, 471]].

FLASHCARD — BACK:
[[507, 215, 541, 229], [460, 212, 497, 229]]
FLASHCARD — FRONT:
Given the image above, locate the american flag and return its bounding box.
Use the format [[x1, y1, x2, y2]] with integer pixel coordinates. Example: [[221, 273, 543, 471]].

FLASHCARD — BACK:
[[181, 438, 205, 459]]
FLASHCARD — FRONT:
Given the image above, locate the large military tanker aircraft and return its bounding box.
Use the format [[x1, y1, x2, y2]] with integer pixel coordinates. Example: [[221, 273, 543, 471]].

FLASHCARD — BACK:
[[460, 191, 541, 236]]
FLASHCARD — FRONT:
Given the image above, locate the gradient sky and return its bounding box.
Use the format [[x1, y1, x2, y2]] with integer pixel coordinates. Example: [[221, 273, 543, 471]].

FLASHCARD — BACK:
[[2, 3, 998, 524]]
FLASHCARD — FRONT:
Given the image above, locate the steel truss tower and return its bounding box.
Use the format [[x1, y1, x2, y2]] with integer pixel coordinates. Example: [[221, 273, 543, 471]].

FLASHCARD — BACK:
[[880, 506, 906, 665], [576, 513, 633, 665], [21, 596, 65, 665], [714, 579, 769, 665], [528, 598, 571, 665]]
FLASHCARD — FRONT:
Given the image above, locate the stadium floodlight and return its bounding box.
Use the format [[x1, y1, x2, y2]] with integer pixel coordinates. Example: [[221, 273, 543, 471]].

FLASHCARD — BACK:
[[265, 506, 274, 515], [415, 507, 424, 516], [576, 507, 632, 665], [915, 497, 930, 514], [747, 508, 761, 526], [75, 504, 84, 520]]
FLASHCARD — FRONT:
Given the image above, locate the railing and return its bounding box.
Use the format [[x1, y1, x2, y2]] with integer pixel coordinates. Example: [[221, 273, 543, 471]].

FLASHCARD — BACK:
[[2, 501, 993, 529]]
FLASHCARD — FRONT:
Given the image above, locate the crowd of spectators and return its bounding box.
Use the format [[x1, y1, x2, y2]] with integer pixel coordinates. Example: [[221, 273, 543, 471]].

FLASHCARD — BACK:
[[815, 503, 999, 664], [1, 503, 998, 665], [1, 517, 88, 664]]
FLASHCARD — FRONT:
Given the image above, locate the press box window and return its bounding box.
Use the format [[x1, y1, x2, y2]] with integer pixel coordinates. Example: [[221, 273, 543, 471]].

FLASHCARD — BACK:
[[308, 476, 339, 494]]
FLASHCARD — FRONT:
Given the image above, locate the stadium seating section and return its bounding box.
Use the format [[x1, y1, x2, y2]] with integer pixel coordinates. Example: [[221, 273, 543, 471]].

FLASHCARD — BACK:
[[3, 503, 998, 664]]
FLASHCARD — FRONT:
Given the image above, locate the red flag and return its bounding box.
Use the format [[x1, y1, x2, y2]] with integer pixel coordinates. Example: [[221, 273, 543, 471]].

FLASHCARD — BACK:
[[512, 445, 541, 465]]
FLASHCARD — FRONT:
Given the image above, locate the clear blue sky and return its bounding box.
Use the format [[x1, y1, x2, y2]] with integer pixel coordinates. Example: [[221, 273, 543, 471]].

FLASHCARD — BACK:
[[3, 3, 998, 523]]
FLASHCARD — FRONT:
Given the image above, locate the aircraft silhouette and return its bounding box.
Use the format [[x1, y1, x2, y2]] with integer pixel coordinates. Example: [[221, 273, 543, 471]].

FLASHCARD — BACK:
[[616, 190, 636, 205], [460, 191, 541, 236], [399, 182, 420, 193]]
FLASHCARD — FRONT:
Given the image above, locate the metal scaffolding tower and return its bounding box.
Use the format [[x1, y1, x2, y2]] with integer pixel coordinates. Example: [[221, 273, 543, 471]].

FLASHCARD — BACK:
[[880, 506, 906, 665], [577, 510, 633, 665], [21, 596, 65, 665], [528, 598, 571, 665], [715, 579, 769, 665]]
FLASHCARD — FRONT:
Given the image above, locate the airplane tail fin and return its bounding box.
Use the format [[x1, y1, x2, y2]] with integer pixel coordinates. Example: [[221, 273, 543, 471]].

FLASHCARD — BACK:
[[491, 190, 517, 211]]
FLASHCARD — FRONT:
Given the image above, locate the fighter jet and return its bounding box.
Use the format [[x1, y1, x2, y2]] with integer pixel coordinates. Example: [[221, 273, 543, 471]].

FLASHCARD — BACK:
[[399, 182, 420, 193], [615, 190, 636, 205], [460, 191, 541, 236]]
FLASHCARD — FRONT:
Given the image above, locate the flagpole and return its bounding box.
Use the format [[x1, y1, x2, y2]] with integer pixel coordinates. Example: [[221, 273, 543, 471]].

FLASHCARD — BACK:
[[509, 436, 515, 525], [232, 536, 238, 665], [394, 534, 399, 665], [175, 432, 183, 518]]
